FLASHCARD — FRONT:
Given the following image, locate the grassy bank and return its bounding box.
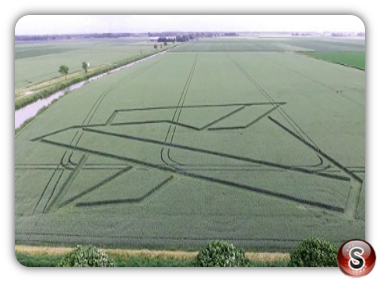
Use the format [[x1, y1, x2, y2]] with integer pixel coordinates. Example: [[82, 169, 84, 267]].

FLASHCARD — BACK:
[[15, 46, 177, 110], [300, 51, 365, 70]]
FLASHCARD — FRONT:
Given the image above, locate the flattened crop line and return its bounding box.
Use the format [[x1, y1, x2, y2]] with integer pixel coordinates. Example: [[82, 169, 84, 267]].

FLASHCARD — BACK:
[[208, 104, 280, 131], [32, 166, 60, 214], [115, 102, 286, 112], [42, 169, 65, 213], [111, 120, 200, 131], [15, 165, 60, 170], [178, 170, 344, 213], [81, 123, 107, 128], [81, 127, 349, 181], [45, 154, 89, 213], [29, 126, 81, 141], [105, 111, 118, 126], [268, 116, 363, 183], [112, 120, 166, 126], [75, 175, 174, 207], [208, 125, 246, 131], [58, 167, 132, 208], [160, 155, 324, 169], [198, 106, 246, 130]]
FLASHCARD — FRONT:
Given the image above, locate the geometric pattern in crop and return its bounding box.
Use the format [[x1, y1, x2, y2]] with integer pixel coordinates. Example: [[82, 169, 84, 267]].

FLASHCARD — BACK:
[[15, 47, 365, 250], [28, 100, 363, 218]]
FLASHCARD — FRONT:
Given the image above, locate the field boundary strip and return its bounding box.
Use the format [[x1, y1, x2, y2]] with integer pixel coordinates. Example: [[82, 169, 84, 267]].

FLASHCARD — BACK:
[[14, 245, 290, 261]]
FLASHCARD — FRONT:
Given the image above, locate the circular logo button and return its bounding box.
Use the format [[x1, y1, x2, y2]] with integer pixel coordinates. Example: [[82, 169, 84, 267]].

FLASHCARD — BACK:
[[337, 239, 376, 277]]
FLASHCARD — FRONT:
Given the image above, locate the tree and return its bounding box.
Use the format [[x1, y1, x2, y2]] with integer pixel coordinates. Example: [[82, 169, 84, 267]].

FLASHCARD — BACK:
[[193, 241, 249, 267], [58, 65, 69, 79], [58, 245, 115, 267], [82, 61, 88, 73], [288, 237, 338, 267]]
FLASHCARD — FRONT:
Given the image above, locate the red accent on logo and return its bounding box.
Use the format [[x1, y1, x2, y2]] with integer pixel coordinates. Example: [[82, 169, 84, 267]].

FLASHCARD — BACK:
[[337, 239, 376, 277]]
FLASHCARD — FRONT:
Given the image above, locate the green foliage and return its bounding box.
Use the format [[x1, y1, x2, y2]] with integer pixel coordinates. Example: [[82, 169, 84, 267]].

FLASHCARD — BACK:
[[247, 260, 289, 267], [16, 252, 192, 267], [193, 241, 249, 267], [58, 65, 69, 76], [288, 237, 338, 267], [112, 255, 192, 267], [16, 252, 63, 267], [82, 61, 88, 73], [58, 245, 115, 267]]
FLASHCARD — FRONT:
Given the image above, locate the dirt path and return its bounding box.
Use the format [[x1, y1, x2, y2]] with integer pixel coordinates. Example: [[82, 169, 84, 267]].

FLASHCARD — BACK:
[[15, 245, 290, 261]]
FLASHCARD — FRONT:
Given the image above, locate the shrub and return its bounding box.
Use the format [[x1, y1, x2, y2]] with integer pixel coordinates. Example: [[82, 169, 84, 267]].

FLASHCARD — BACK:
[[288, 237, 338, 267], [193, 240, 249, 267], [58, 245, 115, 267]]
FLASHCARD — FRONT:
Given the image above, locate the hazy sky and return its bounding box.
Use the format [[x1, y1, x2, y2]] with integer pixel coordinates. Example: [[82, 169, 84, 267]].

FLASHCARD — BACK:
[[15, 15, 365, 35]]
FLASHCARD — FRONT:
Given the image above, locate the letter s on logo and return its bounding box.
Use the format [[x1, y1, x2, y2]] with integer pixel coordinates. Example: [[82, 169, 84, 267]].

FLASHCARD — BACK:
[[349, 247, 365, 270]]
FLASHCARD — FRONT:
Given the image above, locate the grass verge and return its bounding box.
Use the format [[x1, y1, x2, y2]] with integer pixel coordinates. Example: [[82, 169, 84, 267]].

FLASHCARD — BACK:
[[15, 245, 290, 267], [15, 252, 289, 267], [15, 45, 178, 110]]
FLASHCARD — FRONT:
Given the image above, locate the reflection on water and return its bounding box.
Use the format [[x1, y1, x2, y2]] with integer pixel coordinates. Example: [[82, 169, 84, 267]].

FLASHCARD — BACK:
[[15, 50, 169, 129]]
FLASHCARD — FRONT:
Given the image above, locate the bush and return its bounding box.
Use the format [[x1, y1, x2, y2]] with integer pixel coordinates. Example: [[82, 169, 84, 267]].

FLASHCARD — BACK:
[[193, 240, 249, 267], [58, 245, 115, 267], [288, 237, 338, 267]]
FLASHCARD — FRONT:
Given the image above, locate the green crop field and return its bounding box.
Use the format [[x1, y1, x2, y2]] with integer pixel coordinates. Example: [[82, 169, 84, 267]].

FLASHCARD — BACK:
[[15, 37, 365, 252], [15, 38, 160, 92], [301, 51, 365, 70]]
